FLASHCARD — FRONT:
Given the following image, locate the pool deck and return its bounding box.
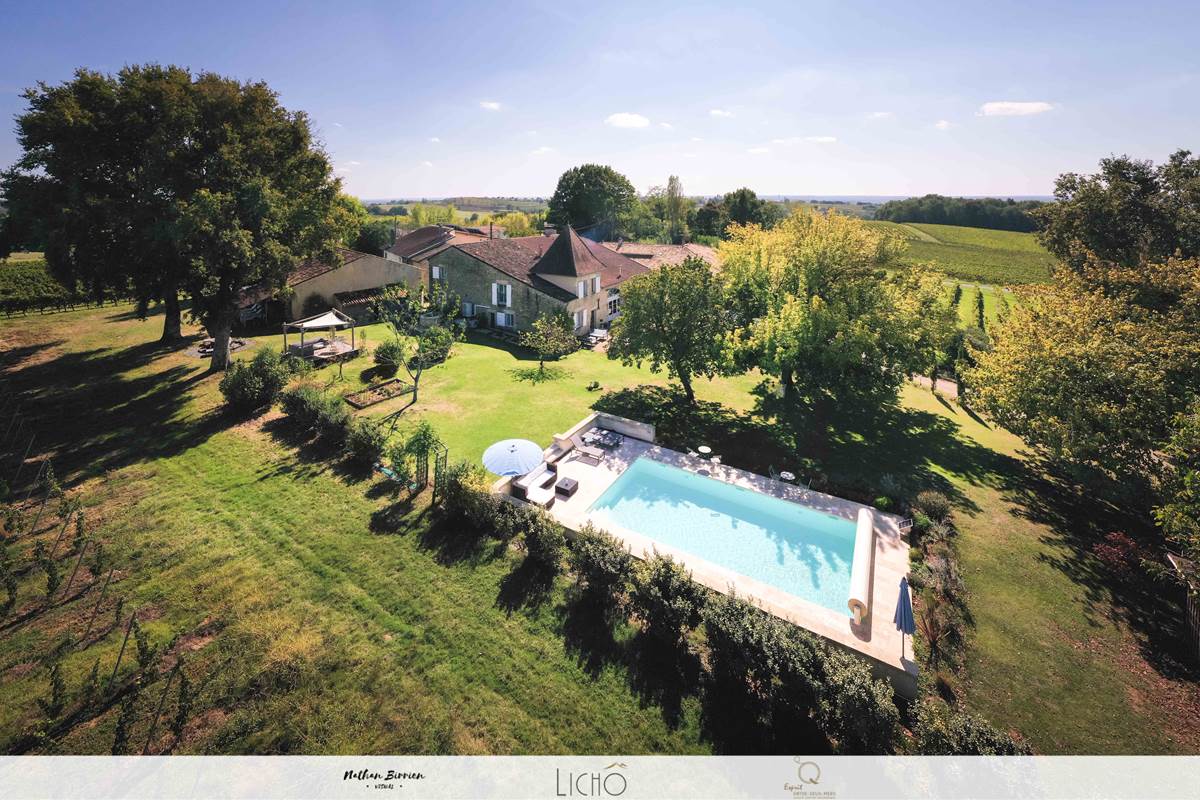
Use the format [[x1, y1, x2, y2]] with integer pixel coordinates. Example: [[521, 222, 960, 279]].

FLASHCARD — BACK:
[[538, 427, 918, 696]]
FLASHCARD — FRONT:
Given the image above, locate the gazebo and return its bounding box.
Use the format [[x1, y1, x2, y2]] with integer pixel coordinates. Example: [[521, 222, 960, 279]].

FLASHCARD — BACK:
[[282, 308, 359, 362]]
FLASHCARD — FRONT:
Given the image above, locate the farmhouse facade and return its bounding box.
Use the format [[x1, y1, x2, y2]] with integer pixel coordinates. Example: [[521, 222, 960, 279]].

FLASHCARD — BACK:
[[429, 226, 648, 334]]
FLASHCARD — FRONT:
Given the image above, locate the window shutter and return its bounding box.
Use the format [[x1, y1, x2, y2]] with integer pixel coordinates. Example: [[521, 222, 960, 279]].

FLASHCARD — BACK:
[[491, 283, 498, 306]]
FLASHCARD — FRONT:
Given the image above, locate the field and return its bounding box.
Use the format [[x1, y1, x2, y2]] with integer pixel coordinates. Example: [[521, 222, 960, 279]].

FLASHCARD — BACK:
[[1, 306, 1197, 754], [869, 221, 1057, 285]]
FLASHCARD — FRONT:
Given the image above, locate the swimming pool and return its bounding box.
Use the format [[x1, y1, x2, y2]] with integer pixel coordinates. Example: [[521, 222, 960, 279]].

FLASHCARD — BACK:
[[587, 457, 857, 615]]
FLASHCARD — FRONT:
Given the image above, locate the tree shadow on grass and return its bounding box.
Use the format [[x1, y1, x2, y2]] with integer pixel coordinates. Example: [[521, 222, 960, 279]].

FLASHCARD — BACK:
[[1003, 453, 1200, 680], [508, 365, 570, 384], [0, 338, 229, 492], [555, 593, 626, 679], [417, 515, 505, 567], [624, 633, 703, 730], [699, 675, 832, 754], [495, 557, 556, 616]]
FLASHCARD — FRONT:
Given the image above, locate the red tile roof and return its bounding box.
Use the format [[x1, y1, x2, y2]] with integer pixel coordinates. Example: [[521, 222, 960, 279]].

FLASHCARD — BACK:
[[387, 225, 487, 261], [289, 247, 370, 286], [451, 228, 648, 302], [600, 241, 720, 269]]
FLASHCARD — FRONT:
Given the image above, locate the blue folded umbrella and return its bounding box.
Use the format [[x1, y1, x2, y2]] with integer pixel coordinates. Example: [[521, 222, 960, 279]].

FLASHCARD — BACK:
[[895, 576, 915, 658]]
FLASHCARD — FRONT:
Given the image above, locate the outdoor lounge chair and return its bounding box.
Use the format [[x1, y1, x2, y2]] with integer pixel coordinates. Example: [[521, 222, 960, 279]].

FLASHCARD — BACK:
[[513, 462, 555, 500], [526, 484, 556, 508], [569, 433, 605, 461]]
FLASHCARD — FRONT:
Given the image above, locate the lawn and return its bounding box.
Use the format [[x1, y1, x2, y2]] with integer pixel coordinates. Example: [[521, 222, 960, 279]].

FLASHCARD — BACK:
[[1, 305, 1196, 754], [868, 221, 1057, 285]]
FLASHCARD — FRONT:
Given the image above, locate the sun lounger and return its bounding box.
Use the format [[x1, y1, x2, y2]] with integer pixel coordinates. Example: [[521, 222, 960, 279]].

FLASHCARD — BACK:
[[513, 462, 555, 499], [570, 433, 605, 460], [526, 484, 556, 508]]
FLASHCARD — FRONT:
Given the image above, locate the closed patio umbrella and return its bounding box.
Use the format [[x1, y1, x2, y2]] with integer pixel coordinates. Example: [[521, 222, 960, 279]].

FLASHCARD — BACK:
[[894, 576, 915, 659], [482, 439, 544, 476]]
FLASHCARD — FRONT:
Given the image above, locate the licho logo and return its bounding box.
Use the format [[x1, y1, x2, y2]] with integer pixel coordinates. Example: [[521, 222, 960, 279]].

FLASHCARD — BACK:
[[555, 763, 628, 797]]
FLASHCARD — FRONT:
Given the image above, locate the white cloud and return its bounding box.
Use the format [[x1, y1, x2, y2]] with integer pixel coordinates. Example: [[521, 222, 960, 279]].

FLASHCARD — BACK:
[[429, 137, 440, 143], [681, 152, 699, 159], [605, 112, 651, 128], [526, 130, 538, 136], [978, 101, 1054, 116], [934, 119, 952, 130], [867, 111, 893, 119], [747, 147, 770, 154], [771, 135, 837, 145], [658, 122, 673, 129], [332, 122, 344, 128], [479, 100, 502, 111], [690, 136, 704, 142], [420, 160, 434, 168], [710, 108, 734, 118], [530, 146, 554, 156], [346, 160, 361, 166], [334, 167, 351, 174]]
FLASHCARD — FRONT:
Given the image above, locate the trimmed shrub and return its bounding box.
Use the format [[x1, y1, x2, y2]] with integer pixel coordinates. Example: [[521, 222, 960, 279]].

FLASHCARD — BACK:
[[522, 508, 566, 573], [490, 498, 525, 541], [439, 461, 493, 525], [416, 325, 454, 367], [280, 384, 325, 429], [314, 394, 351, 440], [344, 418, 388, 465], [219, 347, 291, 414], [373, 338, 405, 377], [629, 553, 706, 645], [568, 524, 634, 614], [817, 649, 899, 754], [873, 496, 892, 511], [913, 695, 1031, 754], [913, 490, 953, 523]]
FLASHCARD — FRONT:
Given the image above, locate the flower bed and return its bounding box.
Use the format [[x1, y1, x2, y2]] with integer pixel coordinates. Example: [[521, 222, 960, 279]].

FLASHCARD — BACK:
[[344, 378, 414, 409]]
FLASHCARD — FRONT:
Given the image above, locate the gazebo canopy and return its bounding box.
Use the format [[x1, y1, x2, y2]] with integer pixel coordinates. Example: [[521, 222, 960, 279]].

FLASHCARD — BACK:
[[284, 309, 355, 331]]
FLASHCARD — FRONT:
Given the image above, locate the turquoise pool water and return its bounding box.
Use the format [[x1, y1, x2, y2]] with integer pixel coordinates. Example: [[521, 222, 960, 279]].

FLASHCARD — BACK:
[[588, 457, 856, 615]]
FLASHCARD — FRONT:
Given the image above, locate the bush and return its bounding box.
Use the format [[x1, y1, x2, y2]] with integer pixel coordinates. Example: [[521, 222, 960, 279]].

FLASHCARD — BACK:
[[373, 338, 405, 377], [314, 394, 351, 440], [439, 461, 493, 525], [913, 490, 953, 523], [219, 347, 290, 414], [629, 553, 707, 645], [279, 384, 325, 429], [817, 649, 899, 754], [490, 498, 525, 541], [873, 496, 892, 511], [522, 509, 566, 572], [913, 695, 1031, 754], [568, 524, 634, 614], [416, 325, 454, 367], [344, 418, 388, 465]]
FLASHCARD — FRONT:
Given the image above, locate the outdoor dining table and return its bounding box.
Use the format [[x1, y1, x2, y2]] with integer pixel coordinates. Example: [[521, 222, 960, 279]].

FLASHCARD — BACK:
[[697, 445, 712, 455], [779, 470, 796, 482]]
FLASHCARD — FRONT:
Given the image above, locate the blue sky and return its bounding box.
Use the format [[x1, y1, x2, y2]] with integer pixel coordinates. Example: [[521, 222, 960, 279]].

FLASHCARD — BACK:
[[1, 1, 1196, 199]]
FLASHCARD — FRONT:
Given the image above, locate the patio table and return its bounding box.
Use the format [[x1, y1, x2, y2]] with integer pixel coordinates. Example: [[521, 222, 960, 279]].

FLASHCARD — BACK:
[[697, 445, 712, 455]]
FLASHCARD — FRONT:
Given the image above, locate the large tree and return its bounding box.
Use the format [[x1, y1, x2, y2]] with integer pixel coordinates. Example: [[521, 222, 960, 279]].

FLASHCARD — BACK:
[[519, 312, 578, 374], [1034, 150, 1200, 271], [965, 256, 1200, 479], [721, 210, 947, 407], [1, 66, 346, 360], [546, 164, 636, 229], [608, 256, 731, 403]]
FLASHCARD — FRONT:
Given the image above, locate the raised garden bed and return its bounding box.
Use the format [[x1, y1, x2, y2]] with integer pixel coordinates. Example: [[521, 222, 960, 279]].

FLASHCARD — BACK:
[[344, 378, 415, 409]]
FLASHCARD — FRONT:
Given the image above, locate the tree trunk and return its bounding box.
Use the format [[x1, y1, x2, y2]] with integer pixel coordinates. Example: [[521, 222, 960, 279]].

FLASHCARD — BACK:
[[780, 366, 795, 399], [677, 368, 695, 404], [207, 309, 234, 372], [160, 287, 182, 343]]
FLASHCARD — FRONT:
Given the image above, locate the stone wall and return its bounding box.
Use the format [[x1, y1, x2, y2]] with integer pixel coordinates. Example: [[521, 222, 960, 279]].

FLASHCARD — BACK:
[[289, 253, 422, 319]]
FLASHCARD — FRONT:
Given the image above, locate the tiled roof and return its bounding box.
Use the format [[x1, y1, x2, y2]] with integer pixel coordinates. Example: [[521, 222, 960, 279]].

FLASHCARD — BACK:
[[600, 241, 721, 269], [333, 285, 398, 309], [452, 227, 648, 302], [387, 225, 487, 261], [289, 247, 370, 286]]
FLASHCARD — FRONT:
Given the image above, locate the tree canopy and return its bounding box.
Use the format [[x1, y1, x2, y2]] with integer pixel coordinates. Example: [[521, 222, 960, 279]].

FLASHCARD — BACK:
[[608, 256, 731, 403], [519, 312, 579, 372], [546, 164, 636, 230], [0, 66, 346, 365], [875, 194, 1046, 232], [721, 210, 952, 406], [1033, 150, 1200, 271]]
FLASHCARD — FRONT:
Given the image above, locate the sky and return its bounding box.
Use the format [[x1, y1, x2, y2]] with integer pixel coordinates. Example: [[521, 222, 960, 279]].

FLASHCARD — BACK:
[[1, 0, 1197, 199]]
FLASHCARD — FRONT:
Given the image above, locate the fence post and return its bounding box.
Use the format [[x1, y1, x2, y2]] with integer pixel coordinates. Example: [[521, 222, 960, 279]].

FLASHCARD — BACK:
[[48, 508, 73, 557], [80, 567, 115, 644], [108, 611, 136, 690], [143, 662, 180, 754], [14, 436, 38, 490], [60, 539, 90, 600]]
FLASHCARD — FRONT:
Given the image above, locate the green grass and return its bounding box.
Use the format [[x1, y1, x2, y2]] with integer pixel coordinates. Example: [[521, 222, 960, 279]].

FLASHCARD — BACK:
[[869, 221, 1056, 285], [1, 306, 1195, 754]]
